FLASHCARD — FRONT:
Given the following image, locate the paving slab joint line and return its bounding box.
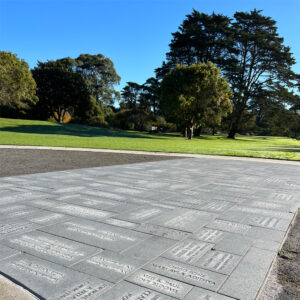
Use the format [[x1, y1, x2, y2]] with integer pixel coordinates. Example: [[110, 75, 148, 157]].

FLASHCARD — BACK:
[[255, 209, 299, 300], [1, 144, 300, 165]]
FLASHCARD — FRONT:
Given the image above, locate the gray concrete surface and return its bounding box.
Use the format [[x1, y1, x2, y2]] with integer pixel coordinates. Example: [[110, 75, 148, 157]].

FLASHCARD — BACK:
[[0, 157, 299, 300]]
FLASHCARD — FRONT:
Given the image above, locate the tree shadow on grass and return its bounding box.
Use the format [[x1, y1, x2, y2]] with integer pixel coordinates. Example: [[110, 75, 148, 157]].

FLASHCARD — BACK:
[[0, 124, 165, 139], [251, 146, 300, 153]]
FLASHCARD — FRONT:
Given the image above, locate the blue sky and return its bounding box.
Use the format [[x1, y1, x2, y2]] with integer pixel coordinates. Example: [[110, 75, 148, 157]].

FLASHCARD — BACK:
[[1, 0, 299, 91]]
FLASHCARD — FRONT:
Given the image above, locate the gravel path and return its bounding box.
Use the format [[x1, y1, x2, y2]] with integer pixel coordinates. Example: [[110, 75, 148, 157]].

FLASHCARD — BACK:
[[0, 149, 181, 177]]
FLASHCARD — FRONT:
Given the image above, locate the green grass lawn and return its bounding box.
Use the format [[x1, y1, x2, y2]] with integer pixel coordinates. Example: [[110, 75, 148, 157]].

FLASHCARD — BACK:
[[1, 118, 300, 160]]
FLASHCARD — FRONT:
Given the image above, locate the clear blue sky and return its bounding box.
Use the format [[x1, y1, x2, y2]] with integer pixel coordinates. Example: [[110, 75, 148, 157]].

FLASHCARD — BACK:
[[1, 0, 299, 91]]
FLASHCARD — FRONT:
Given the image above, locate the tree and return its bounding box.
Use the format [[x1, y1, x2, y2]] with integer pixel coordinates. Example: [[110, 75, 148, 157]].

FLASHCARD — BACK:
[[0, 51, 37, 112], [121, 79, 160, 113], [58, 54, 121, 105], [120, 82, 142, 109], [254, 88, 300, 138], [157, 9, 297, 138], [160, 62, 232, 139], [32, 61, 90, 123], [141, 77, 160, 114], [226, 10, 296, 138]]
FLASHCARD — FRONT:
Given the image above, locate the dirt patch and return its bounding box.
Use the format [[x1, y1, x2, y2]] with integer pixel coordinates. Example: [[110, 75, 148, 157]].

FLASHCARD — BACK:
[[0, 274, 37, 300], [259, 209, 300, 300], [0, 149, 182, 177]]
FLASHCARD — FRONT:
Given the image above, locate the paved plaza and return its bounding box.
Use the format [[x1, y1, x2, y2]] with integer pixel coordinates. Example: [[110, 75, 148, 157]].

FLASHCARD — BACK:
[[0, 157, 299, 300]]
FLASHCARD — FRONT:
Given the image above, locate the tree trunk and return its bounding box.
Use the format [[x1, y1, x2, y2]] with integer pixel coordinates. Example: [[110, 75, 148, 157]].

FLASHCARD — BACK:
[[228, 116, 240, 139], [194, 126, 202, 137], [184, 127, 188, 138], [228, 98, 248, 139], [59, 112, 63, 123], [228, 127, 236, 139], [188, 126, 193, 140]]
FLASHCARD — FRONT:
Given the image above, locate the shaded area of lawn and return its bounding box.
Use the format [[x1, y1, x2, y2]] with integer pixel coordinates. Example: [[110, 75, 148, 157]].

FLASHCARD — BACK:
[[0, 122, 162, 139], [1, 118, 300, 161]]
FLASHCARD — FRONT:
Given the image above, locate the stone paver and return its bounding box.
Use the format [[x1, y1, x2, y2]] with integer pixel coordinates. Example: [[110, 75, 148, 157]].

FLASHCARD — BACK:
[[0, 157, 299, 299]]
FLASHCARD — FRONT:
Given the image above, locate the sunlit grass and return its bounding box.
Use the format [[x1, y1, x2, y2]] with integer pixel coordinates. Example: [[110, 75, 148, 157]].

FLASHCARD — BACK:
[[1, 118, 300, 160]]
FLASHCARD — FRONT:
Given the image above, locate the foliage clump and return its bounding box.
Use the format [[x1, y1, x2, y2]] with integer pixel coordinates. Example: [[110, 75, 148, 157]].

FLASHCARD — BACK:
[[160, 62, 232, 139]]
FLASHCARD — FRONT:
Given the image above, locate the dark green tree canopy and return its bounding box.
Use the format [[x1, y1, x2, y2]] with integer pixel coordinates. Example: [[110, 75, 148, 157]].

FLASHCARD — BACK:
[[0, 51, 37, 111], [121, 78, 160, 113], [168, 10, 233, 66], [160, 62, 232, 139], [155, 10, 234, 78], [141, 77, 160, 114], [32, 60, 90, 123], [120, 82, 142, 109], [58, 54, 121, 105]]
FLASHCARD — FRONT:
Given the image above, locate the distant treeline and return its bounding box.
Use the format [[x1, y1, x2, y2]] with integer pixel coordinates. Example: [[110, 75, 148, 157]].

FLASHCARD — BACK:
[[0, 9, 299, 139]]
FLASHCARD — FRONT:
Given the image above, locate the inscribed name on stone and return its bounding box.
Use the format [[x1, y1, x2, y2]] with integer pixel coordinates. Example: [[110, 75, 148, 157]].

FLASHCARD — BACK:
[[100, 280, 174, 300], [41, 219, 149, 251], [145, 257, 226, 291], [207, 220, 251, 234], [232, 206, 293, 220], [29, 212, 72, 226], [135, 223, 190, 240], [72, 250, 141, 282], [200, 200, 233, 212], [196, 250, 241, 275], [53, 204, 114, 221], [127, 270, 193, 298], [83, 190, 126, 201], [194, 228, 225, 243], [163, 238, 212, 264], [3, 231, 98, 266], [51, 280, 111, 300], [0, 254, 113, 299], [155, 210, 214, 232], [0, 221, 39, 239]]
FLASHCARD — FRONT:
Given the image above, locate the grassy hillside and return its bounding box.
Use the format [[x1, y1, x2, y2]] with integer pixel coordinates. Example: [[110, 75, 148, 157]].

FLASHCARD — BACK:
[[0, 118, 300, 160]]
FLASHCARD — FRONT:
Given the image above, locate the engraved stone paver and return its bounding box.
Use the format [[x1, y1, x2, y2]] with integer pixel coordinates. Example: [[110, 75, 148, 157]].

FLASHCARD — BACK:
[[72, 250, 143, 283], [207, 219, 251, 234], [163, 238, 213, 264], [127, 269, 193, 298], [149, 209, 216, 233], [27, 211, 73, 226], [1, 231, 100, 266], [194, 228, 226, 243], [243, 215, 290, 231], [144, 257, 227, 291], [0, 220, 41, 239], [101, 280, 176, 299], [0, 253, 112, 299], [40, 218, 150, 251], [0, 157, 299, 299], [195, 250, 241, 275], [50, 203, 115, 221], [117, 205, 170, 222], [134, 223, 190, 240]]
